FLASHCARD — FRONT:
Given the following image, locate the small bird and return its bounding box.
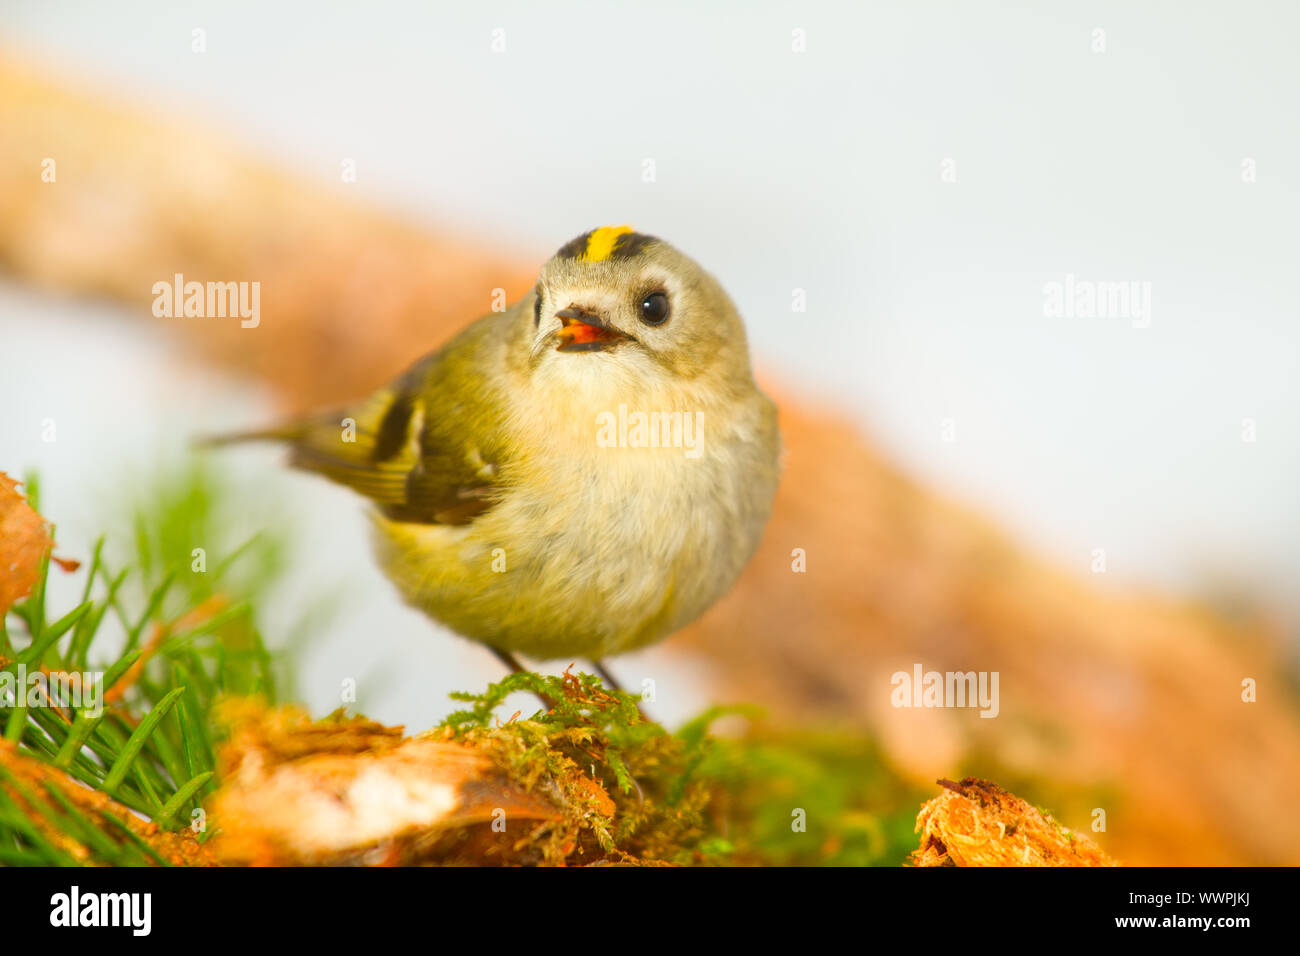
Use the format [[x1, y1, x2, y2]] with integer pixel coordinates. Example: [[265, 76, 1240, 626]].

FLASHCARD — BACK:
[[213, 226, 780, 687]]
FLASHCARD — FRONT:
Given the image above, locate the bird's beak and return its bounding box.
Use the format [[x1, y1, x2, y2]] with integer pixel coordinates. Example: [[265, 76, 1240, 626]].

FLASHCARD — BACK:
[[554, 306, 632, 352]]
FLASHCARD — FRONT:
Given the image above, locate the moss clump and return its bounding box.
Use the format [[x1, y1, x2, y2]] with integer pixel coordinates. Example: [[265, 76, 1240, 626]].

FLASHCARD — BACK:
[[437, 668, 923, 866], [438, 667, 716, 865]]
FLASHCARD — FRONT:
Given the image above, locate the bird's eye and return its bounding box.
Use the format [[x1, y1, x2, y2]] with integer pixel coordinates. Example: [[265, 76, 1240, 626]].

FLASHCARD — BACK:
[[533, 288, 543, 326], [638, 290, 671, 326]]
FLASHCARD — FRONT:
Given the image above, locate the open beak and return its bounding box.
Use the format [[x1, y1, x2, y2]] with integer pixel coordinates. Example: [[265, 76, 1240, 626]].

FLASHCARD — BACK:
[[554, 306, 632, 352]]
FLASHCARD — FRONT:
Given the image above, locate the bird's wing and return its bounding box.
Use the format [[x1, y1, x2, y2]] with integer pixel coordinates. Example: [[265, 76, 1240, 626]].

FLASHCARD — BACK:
[[278, 341, 508, 526]]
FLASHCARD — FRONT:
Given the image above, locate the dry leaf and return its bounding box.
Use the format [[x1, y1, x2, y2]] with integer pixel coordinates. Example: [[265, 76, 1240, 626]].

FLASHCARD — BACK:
[[0, 472, 52, 616]]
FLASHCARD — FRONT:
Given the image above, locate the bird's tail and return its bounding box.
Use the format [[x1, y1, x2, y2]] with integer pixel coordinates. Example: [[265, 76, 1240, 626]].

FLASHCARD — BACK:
[[196, 422, 306, 449]]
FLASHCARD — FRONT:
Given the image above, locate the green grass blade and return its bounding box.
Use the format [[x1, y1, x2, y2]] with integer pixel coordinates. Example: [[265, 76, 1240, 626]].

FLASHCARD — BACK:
[[7, 602, 91, 671], [102, 687, 185, 793], [53, 711, 109, 769], [156, 771, 214, 826]]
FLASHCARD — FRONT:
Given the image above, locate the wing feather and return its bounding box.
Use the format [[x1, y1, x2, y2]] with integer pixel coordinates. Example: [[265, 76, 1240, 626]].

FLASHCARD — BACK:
[[277, 339, 505, 524]]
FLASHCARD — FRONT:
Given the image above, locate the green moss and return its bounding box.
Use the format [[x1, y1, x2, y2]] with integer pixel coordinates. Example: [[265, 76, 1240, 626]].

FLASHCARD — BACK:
[[440, 672, 924, 866], [440, 669, 716, 864]]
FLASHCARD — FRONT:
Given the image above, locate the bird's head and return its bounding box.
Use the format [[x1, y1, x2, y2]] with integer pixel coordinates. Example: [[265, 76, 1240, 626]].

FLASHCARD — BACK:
[[525, 227, 754, 398]]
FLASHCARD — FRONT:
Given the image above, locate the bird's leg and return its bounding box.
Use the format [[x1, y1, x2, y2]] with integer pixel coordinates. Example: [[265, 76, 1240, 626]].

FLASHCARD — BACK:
[[590, 659, 624, 693], [489, 647, 556, 710]]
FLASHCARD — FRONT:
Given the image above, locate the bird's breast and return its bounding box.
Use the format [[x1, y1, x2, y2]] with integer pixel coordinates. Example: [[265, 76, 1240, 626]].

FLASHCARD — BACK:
[[373, 397, 778, 658]]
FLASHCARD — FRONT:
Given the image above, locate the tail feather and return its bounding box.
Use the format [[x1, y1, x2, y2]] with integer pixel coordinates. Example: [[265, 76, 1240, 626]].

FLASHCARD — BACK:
[[200, 398, 419, 509], [196, 422, 307, 448]]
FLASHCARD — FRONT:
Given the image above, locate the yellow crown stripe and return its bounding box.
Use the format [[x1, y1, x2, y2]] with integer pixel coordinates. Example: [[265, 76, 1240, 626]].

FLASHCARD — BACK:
[[582, 225, 635, 262]]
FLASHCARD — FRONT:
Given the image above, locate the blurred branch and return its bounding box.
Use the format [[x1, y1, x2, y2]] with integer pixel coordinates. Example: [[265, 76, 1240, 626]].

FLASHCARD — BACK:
[[0, 50, 535, 410]]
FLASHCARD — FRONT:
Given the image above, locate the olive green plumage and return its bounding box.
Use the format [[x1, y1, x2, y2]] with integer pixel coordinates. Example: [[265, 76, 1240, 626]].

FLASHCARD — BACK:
[[218, 228, 781, 660]]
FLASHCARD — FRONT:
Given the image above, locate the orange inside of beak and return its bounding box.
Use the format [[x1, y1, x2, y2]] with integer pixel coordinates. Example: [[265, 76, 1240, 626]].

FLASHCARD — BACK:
[[556, 318, 622, 348]]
